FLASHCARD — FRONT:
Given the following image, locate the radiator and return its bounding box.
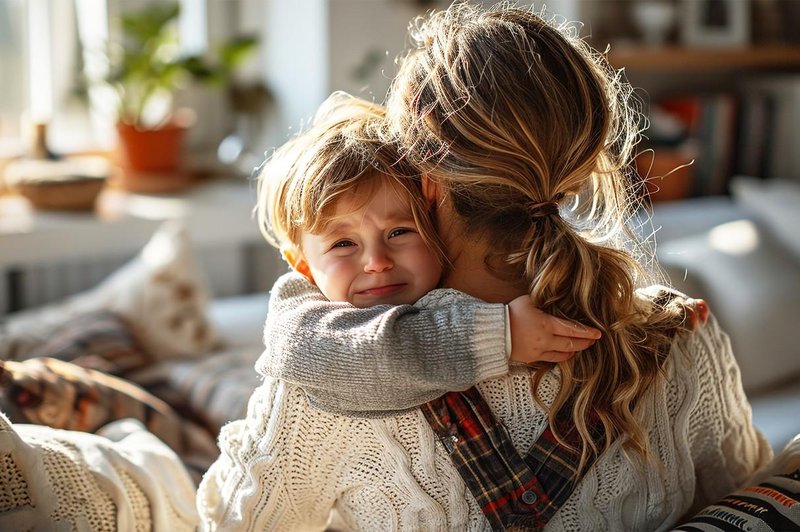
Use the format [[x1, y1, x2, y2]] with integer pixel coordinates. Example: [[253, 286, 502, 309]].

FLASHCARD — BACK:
[[1, 243, 283, 316], [4, 255, 131, 314]]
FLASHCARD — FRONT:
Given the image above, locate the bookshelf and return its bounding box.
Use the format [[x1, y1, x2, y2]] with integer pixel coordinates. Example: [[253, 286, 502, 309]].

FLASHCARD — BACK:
[[573, 0, 800, 199], [609, 45, 800, 72], [607, 44, 800, 201]]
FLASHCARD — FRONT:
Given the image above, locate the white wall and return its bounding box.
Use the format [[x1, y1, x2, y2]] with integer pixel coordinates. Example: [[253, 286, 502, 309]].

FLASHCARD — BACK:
[[264, 0, 427, 145], [261, 0, 580, 149], [263, 0, 329, 145], [327, 0, 422, 105]]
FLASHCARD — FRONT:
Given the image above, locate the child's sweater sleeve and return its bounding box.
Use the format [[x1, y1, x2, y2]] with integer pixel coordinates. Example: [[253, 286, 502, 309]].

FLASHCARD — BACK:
[[256, 272, 509, 416]]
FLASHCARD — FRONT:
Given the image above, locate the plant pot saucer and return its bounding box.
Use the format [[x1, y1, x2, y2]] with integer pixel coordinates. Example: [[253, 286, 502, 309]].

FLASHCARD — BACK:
[[110, 167, 195, 194]]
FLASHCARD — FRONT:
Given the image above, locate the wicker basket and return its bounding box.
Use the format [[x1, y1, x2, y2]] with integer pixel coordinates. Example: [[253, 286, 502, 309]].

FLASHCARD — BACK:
[[4, 157, 109, 211], [15, 176, 107, 211]]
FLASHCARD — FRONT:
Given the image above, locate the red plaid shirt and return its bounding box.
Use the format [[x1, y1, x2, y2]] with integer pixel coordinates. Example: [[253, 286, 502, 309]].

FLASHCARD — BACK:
[[421, 386, 605, 531]]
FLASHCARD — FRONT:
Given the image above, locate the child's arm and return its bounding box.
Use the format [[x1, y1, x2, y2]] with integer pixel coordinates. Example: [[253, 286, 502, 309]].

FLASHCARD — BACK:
[[257, 273, 505, 416], [257, 272, 599, 416]]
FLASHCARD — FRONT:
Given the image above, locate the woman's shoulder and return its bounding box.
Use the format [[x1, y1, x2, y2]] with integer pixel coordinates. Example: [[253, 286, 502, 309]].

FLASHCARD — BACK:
[[636, 284, 732, 375], [662, 312, 735, 389], [670, 312, 731, 371]]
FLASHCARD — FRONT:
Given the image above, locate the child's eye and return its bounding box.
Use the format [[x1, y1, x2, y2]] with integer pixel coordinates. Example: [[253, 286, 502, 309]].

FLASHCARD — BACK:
[[388, 228, 414, 239], [331, 240, 355, 249]]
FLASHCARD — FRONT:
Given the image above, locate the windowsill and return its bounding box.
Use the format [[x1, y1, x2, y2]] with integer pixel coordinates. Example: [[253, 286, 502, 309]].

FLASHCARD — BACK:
[[0, 176, 260, 267]]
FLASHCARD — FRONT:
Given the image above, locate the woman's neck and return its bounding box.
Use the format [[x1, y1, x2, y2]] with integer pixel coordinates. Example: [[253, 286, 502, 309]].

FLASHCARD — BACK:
[[434, 198, 527, 303], [442, 235, 527, 304]]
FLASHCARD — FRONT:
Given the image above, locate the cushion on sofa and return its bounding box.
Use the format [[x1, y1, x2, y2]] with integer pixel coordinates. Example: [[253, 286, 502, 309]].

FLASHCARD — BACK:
[[0, 357, 220, 478], [730, 176, 800, 261], [27, 310, 152, 376], [0, 357, 183, 451], [127, 344, 261, 434], [0, 412, 198, 530], [0, 221, 217, 361], [658, 219, 800, 393], [209, 292, 270, 348]]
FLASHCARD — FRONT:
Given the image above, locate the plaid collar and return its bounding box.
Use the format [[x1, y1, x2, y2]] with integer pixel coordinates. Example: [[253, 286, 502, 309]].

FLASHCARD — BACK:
[[420, 386, 605, 531]]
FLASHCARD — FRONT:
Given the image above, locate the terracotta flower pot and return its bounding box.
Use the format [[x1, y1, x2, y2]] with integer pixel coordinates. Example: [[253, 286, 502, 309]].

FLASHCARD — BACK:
[[116, 121, 187, 172], [636, 149, 694, 203]]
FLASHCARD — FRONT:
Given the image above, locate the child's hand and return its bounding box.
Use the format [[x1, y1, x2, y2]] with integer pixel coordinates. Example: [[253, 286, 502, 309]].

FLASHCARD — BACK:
[[507, 295, 601, 364]]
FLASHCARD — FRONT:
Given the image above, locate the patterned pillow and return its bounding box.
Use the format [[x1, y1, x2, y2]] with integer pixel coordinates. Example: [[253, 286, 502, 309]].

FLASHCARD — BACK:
[[674, 471, 800, 531], [0, 357, 183, 450], [0, 221, 217, 362], [27, 310, 152, 377], [0, 357, 220, 481], [675, 435, 800, 531]]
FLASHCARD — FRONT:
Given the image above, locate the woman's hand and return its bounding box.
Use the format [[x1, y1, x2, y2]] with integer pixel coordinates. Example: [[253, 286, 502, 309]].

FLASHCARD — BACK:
[[507, 295, 602, 364]]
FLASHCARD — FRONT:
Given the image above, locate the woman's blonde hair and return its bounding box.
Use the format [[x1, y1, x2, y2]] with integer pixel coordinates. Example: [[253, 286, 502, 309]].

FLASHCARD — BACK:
[[387, 3, 689, 465], [256, 92, 446, 267]]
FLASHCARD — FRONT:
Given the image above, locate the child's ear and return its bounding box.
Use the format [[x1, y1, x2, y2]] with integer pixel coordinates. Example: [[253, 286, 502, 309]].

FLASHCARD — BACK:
[[281, 247, 315, 284], [421, 174, 441, 206]]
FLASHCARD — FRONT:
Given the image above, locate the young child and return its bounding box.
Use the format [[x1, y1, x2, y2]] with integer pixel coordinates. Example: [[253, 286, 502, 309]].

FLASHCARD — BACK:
[[254, 92, 600, 415]]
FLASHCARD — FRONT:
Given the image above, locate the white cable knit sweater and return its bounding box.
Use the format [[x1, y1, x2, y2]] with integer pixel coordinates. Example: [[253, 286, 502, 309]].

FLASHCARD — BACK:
[[198, 283, 772, 531]]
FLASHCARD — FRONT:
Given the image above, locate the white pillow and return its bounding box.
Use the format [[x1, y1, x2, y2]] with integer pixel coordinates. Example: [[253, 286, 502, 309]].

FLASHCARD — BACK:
[[730, 176, 800, 261], [0, 221, 217, 361], [658, 219, 800, 392]]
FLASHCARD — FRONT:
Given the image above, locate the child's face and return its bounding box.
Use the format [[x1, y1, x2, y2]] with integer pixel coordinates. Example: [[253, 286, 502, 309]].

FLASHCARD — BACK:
[[298, 180, 442, 308]]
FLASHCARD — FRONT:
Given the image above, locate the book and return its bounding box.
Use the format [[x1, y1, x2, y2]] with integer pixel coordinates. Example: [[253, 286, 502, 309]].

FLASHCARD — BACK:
[[691, 93, 738, 196], [741, 76, 800, 181]]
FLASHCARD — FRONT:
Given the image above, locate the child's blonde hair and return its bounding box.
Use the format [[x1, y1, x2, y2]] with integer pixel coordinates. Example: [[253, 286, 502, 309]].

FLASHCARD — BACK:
[[256, 92, 446, 268], [386, 3, 690, 466]]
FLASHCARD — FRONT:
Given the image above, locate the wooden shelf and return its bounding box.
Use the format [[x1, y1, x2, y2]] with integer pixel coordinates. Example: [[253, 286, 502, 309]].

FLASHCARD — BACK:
[[608, 45, 800, 72]]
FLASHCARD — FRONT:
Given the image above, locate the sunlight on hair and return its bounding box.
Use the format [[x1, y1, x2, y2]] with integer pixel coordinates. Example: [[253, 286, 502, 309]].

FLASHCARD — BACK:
[[708, 219, 760, 256]]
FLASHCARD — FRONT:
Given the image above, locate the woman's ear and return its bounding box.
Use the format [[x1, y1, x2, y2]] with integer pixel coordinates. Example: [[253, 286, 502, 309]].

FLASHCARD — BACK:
[[421, 174, 441, 206], [281, 247, 315, 284]]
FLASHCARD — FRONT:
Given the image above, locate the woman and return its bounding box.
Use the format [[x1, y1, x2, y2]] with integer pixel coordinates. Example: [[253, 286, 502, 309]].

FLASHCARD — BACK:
[[197, 4, 772, 530]]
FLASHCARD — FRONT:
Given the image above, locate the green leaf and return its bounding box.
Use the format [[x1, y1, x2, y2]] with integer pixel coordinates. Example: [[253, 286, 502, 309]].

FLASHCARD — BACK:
[[120, 3, 180, 45], [218, 35, 259, 70]]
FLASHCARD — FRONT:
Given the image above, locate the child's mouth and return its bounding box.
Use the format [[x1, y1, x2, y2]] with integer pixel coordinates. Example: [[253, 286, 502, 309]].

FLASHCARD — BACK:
[[357, 284, 406, 297]]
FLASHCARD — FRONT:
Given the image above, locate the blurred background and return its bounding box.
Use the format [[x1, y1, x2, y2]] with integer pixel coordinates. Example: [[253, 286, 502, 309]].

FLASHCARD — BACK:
[[0, 0, 799, 446], [1, 1, 799, 195]]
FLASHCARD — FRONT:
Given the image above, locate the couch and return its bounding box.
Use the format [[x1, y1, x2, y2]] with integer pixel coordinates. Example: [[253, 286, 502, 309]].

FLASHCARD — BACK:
[[0, 222, 268, 483]]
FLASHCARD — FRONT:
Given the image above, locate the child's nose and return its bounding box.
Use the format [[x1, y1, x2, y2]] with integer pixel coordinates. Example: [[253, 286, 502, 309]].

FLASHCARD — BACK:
[[364, 247, 393, 273]]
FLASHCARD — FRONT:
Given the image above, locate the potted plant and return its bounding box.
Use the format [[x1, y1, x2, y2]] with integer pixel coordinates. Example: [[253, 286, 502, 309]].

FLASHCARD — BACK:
[[105, 2, 257, 189]]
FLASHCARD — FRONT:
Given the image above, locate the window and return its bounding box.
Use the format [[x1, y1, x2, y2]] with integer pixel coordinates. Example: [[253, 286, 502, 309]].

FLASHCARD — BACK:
[[0, 0, 258, 160], [0, 0, 95, 156], [0, 0, 26, 156]]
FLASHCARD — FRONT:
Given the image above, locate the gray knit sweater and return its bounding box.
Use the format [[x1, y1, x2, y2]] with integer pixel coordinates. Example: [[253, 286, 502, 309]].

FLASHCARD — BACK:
[[257, 272, 510, 416]]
